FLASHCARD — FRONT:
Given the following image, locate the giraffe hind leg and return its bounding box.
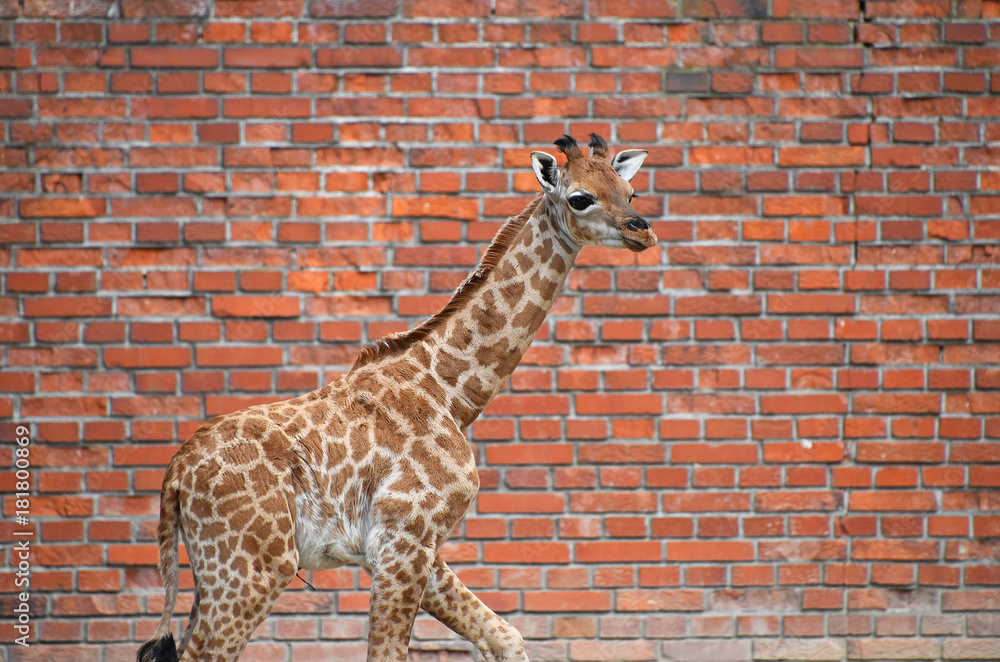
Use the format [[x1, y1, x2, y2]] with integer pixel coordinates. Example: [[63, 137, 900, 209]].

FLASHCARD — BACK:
[[178, 550, 297, 662], [177, 467, 299, 661]]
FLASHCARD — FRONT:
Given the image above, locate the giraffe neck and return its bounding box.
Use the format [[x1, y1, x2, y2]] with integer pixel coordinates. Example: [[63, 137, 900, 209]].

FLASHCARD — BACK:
[[420, 197, 579, 428]]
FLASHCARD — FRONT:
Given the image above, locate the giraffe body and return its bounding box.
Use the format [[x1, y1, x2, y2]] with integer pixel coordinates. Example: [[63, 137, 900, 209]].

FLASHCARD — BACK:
[[138, 134, 656, 662]]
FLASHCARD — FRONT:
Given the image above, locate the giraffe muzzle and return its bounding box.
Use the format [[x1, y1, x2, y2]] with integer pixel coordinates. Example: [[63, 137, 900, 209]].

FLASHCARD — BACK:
[[621, 217, 657, 252]]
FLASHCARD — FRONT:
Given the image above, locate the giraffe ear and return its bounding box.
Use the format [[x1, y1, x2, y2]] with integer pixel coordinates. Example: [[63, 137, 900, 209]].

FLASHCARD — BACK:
[[612, 149, 648, 182], [530, 151, 560, 193]]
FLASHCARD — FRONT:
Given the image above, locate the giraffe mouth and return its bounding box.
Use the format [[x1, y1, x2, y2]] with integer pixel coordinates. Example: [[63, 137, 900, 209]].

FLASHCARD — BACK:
[[622, 237, 647, 252], [621, 229, 657, 252]]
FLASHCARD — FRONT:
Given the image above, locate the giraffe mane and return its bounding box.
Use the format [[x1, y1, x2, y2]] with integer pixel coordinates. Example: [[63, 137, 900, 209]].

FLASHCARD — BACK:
[[351, 194, 544, 370]]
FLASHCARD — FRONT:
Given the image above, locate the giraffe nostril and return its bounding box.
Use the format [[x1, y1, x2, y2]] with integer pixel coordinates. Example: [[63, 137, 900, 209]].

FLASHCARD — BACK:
[[625, 218, 650, 232]]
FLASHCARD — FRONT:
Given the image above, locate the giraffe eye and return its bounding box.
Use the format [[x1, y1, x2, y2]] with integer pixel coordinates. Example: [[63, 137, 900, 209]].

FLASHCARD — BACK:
[[568, 194, 593, 211]]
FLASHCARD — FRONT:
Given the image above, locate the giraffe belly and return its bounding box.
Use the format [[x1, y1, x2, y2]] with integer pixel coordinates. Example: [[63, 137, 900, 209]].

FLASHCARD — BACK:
[[293, 491, 369, 571]]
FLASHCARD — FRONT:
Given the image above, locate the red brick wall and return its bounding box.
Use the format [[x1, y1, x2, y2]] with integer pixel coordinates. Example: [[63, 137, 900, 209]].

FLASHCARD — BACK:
[[3, 0, 1000, 660]]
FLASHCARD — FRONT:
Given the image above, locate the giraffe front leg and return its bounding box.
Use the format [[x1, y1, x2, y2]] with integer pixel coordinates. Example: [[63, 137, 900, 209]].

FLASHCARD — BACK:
[[422, 557, 528, 662], [365, 545, 435, 661]]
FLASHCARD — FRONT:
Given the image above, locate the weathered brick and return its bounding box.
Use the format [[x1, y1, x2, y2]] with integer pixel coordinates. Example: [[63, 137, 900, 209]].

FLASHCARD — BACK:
[[655, 640, 748, 661]]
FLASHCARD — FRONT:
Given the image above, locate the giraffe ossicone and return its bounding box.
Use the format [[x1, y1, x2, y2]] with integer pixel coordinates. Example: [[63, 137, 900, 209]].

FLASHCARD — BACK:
[[138, 134, 656, 662]]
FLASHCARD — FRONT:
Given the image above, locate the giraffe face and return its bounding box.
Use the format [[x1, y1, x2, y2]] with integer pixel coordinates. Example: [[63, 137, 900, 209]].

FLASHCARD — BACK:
[[530, 133, 657, 253]]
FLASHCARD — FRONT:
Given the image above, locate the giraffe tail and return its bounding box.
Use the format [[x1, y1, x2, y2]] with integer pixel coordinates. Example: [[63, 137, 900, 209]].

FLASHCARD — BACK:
[[137, 464, 181, 662]]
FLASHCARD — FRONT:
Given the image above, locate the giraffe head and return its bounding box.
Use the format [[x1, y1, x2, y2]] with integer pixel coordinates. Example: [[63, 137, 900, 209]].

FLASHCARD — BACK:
[[530, 133, 657, 252]]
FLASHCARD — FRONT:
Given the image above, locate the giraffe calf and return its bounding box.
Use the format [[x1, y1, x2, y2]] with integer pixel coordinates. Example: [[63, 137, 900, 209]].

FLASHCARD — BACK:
[[138, 134, 655, 662]]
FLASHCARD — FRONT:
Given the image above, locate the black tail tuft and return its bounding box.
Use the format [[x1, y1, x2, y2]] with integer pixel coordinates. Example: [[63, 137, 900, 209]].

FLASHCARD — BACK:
[[137, 633, 177, 662]]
